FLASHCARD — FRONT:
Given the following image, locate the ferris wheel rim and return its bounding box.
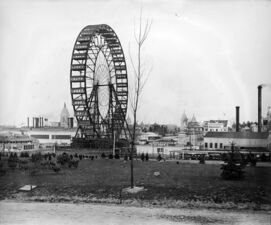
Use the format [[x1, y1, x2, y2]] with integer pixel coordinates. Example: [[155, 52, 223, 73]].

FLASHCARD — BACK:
[[70, 24, 128, 139]]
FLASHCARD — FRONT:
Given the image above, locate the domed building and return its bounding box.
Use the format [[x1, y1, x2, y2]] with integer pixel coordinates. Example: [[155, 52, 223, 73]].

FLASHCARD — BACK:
[[178, 113, 204, 148], [60, 103, 70, 128], [187, 114, 203, 135]]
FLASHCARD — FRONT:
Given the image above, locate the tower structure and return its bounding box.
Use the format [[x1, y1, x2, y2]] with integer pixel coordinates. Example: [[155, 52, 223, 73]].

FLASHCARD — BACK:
[[60, 103, 70, 128]]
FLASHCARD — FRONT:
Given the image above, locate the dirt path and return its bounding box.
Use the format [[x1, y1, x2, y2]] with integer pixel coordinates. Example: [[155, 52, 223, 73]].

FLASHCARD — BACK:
[[0, 201, 270, 225]]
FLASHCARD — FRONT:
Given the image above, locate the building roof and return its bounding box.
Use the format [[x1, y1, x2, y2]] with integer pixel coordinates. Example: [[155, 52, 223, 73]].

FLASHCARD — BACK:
[[181, 111, 188, 125], [204, 132, 269, 139], [191, 114, 197, 123], [0, 132, 33, 142]]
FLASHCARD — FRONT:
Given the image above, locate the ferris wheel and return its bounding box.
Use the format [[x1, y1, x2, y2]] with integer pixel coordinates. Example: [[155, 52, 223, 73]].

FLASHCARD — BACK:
[[70, 24, 129, 141]]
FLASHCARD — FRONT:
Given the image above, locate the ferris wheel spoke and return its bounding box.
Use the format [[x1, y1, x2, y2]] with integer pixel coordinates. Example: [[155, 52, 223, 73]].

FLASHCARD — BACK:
[[87, 54, 96, 65], [85, 76, 94, 80], [86, 64, 95, 72], [88, 47, 99, 58]]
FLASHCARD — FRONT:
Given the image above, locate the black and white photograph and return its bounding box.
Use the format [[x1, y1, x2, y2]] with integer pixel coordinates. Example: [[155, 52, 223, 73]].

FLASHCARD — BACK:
[[0, 0, 271, 224]]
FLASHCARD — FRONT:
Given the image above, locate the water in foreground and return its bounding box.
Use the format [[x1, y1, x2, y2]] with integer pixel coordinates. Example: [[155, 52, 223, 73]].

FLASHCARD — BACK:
[[0, 201, 270, 225]]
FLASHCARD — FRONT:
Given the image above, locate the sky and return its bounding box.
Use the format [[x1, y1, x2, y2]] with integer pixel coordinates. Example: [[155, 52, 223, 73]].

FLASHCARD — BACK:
[[0, 0, 271, 127]]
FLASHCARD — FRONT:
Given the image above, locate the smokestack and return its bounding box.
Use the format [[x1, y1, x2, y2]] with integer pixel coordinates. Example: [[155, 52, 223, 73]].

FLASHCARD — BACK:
[[68, 117, 74, 128], [27, 117, 29, 128], [236, 106, 240, 132], [258, 85, 262, 132]]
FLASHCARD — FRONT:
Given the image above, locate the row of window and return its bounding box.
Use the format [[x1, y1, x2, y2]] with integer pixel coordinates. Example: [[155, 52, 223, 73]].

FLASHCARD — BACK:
[[205, 142, 223, 149], [31, 135, 72, 140], [204, 128, 227, 132], [23, 145, 34, 150], [52, 135, 71, 139]]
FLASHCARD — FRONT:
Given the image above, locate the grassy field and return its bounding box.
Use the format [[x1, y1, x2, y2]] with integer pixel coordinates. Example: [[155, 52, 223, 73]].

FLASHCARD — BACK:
[[0, 157, 270, 209]]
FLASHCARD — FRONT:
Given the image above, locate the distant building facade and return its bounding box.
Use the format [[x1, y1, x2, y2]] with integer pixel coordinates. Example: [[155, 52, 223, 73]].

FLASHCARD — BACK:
[[262, 106, 271, 132], [203, 120, 228, 133], [178, 113, 204, 148], [26, 127, 76, 145], [60, 103, 70, 128], [204, 132, 271, 151]]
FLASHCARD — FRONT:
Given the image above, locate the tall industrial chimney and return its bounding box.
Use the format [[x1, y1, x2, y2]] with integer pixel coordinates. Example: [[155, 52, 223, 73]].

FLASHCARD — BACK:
[[27, 117, 29, 128], [236, 106, 240, 132], [258, 85, 262, 132]]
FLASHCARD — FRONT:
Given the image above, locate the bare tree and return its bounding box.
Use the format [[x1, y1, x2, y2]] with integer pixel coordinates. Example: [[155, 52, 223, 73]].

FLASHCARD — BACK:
[[128, 9, 152, 188]]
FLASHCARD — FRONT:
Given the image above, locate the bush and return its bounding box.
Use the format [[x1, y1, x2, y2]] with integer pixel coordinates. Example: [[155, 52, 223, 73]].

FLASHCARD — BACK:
[[221, 149, 245, 180], [109, 154, 113, 159], [8, 161, 17, 169], [221, 162, 245, 180], [114, 154, 120, 159], [199, 155, 205, 164], [19, 163, 29, 171], [57, 153, 70, 165], [68, 159, 79, 168], [20, 152, 29, 158], [101, 153, 106, 159], [31, 153, 43, 163], [72, 160, 79, 168], [19, 158, 29, 164], [145, 153, 149, 161]]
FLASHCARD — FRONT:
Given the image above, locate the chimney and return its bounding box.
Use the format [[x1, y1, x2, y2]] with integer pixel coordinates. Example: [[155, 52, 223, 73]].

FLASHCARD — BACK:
[[236, 106, 240, 132], [258, 85, 262, 132], [27, 117, 29, 128], [68, 117, 74, 128]]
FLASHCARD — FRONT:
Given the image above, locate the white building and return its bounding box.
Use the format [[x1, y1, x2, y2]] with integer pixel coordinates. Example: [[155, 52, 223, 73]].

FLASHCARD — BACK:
[[137, 132, 161, 144], [204, 132, 271, 151], [26, 128, 76, 145], [203, 120, 228, 132]]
